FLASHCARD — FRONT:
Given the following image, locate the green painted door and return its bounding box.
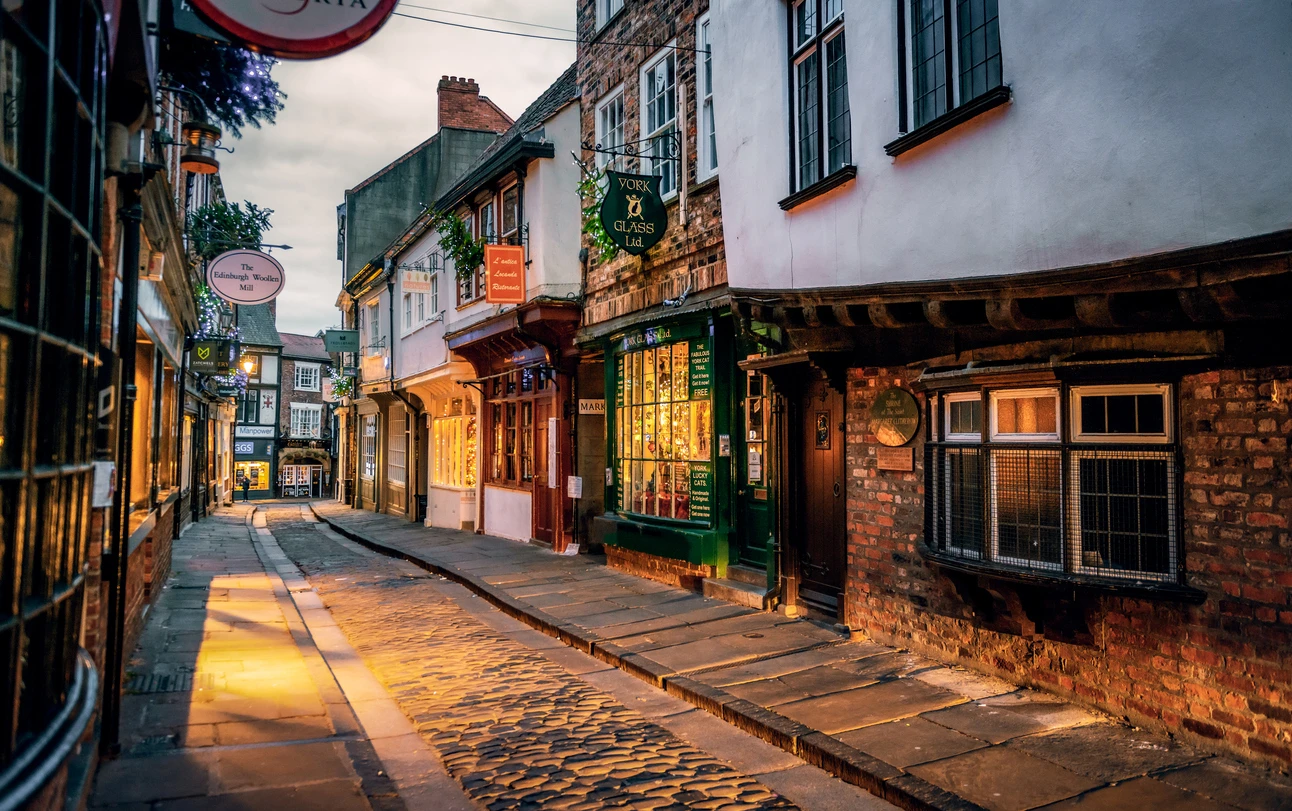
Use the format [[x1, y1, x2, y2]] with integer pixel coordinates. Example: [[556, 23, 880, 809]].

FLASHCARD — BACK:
[[735, 369, 773, 571]]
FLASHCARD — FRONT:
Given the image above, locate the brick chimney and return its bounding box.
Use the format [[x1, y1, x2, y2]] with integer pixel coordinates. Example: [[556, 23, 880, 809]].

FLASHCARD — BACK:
[[437, 76, 514, 133]]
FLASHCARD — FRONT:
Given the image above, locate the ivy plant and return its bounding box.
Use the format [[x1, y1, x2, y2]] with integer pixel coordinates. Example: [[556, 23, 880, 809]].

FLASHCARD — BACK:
[[576, 160, 619, 262], [431, 210, 485, 282], [188, 200, 274, 262]]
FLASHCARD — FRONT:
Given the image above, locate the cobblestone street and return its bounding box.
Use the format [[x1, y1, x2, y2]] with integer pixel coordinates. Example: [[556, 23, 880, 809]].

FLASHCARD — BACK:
[[263, 506, 892, 811]]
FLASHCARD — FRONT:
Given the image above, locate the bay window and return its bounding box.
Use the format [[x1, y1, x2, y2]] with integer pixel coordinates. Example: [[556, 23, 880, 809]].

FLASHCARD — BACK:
[[641, 47, 677, 198], [926, 383, 1179, 583], [789, 0, 850, 192]]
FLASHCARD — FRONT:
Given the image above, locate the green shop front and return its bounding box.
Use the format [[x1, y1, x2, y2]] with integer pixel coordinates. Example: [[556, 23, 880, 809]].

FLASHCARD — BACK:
[[591, 309, 775, 589]]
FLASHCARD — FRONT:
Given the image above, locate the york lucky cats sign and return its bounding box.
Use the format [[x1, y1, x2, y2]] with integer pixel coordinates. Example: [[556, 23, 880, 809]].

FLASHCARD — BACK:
[[600, 170, 667, 256], [188, 0, 399, 59], [207, 249, 286, 306]]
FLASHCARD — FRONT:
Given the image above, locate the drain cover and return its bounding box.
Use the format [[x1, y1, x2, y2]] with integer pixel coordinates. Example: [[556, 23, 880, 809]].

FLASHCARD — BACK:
[[125, 673, 215, 694]]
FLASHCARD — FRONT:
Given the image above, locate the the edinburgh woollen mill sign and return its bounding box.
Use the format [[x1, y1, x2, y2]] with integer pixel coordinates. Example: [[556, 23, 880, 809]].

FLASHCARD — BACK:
[[600, 170, 667, 256], [484, 245, 526, 304], [188, 0, 399, 59], [207, 250, 286, 306]]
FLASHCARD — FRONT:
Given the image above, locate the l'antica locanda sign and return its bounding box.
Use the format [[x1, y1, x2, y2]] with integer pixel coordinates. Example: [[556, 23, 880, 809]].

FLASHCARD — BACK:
[[188, 0, 399, 59], [207, 250, 286, 305], [600, 170, 668, 256]]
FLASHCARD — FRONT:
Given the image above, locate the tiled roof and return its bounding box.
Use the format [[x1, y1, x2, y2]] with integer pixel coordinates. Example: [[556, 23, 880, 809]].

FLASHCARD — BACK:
[[279, 331, 330, 361], [236, 304, 282, 348]]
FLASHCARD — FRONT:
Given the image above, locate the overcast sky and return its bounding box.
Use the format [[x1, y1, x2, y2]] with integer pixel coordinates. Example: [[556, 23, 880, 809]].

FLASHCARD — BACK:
[[219, 2, 576, 336]]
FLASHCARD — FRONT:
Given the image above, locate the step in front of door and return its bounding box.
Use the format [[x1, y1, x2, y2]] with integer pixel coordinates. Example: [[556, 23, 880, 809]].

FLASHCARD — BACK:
[[702, 577, 771, 610]]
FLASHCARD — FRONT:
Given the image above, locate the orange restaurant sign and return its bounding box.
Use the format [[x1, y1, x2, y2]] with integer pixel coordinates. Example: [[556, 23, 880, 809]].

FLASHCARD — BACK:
[[485, 245, 526, 304]]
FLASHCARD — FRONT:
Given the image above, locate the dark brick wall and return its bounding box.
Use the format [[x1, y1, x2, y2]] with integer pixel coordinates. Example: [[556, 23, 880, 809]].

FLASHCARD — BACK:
[[279, 358, 327, 436], [578, 0, 725, 327], [842, 365, 1292, 770]]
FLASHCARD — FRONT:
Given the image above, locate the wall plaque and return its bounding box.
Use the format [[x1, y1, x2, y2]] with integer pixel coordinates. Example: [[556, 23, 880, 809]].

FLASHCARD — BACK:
[[870, 387, 920, 447], [876, 446, 915, 472]]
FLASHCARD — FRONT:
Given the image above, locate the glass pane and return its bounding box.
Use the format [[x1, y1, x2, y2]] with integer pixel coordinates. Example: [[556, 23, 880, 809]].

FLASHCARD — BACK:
[[693, 400, 712, 460], [996, 394, 1056, 435], [796, 55, 820, 186], [993, 448, 1062, 566], [672, 402, 689, 461], [949, 398, 981, 435], [956, 0, 1002, 103], [658, 402, 672, 460], [911, 0, 948, 126], [642, 348, 656, 403], [946, 446, 984, 556], [794, 0, 817, 48], [1078, 455, 1172, 575], [825, 32, 851, 173], [644, 404, 656, 459], [672, 342, 689, 400]]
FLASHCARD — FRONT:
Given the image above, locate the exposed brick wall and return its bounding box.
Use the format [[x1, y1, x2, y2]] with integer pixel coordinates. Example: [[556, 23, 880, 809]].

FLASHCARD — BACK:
[[82, 509, 108, 668], [437, 76, 513, 133], [577, 0, 725, 327], [279, 358, 327, 435], [842, 365, 1292, 771], [145, 502, 175, 600], [606, 546, 713, 590], [123, 540, 148, 664]]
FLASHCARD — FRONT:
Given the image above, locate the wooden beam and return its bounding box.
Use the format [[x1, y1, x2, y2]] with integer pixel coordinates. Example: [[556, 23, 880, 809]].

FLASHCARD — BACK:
[[1074, 294, 1119, 327], [868, 303, 908, 328]]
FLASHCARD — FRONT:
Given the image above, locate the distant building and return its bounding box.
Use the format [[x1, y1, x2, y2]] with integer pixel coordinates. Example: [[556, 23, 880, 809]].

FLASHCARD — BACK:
[[279, 331, 334, 498], [232, 305, 283, 501]]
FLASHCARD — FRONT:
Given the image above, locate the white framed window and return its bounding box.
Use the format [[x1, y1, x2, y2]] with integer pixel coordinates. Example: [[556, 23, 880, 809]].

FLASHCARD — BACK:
[[432, 397, 478, 489], [596, 0, 624, 29], [458, 214, 481, 304], [388, 406, 407, 485], [943, 390, 982, 442], [430, 269, 439, 314], [361, 415, 376, 480], [1070, 385, 1171, 444], [366, 301, 380, 352], [479, 200, 496, 242], [696, 14, 717, 181], [501, 184, 519, 239], [415, 291, 426, 323], [290, 403, 323, 439], [294, 362, 321, 392], [989, 387, 1060, 442], [640, 45, 678, 198], [790, 0, 850, 191], [595, 85, 625, 172]]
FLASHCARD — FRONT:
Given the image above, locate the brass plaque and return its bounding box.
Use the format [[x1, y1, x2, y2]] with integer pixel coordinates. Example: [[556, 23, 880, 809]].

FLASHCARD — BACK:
[[876, 446, 915, 472]]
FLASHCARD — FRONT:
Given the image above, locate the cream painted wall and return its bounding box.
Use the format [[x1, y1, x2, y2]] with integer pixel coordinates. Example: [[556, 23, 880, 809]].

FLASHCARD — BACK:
[[709, 0, 1292, 291]]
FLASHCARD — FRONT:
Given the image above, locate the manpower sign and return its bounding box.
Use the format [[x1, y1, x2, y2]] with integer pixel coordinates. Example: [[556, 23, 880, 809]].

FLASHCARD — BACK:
[[188, 0, 399, 59], [207, 250, 286, 305]]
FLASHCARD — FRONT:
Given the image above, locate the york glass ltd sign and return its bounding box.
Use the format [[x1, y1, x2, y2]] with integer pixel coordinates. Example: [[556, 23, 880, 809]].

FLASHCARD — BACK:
[[600, 170, 667, 256], [485, 245, 526, 304], [207, 250, 286, 306], [188, 0, 398, 59]]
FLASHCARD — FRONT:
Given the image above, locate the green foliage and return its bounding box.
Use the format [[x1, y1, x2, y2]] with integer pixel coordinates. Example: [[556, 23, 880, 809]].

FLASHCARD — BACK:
[[160, 35, 286, 138], [188, 200, 274, 262], [577, 163, 619, 261], [328, 367, 354, 398], [431, 210, 485, 282]]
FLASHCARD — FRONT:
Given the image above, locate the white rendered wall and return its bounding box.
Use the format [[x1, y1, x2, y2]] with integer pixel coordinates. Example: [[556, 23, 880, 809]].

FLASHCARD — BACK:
[[709, 0, 1292, 291], [526, 102, 583, 301], [484, 485, 532, 542]]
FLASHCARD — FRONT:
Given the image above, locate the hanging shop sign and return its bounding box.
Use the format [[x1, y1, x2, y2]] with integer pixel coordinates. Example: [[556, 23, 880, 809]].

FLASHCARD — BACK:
[[600, 170, 667, 256], [187, 0, 398, 60], [402, 268, 433, 294], [484, 244, 526, 304], [191, 339, 234, 375], [322, 329, 360, 353], [870, 387, 921, 447], [207, 249, 286, 306], [216, 383, 239, 397]]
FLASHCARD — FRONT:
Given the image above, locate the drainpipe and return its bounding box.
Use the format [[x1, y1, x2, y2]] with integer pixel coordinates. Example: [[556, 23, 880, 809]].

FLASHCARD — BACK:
[[385, 259, 422, 520], [174, 337, 189, 536], [102, 192, 142, 756]]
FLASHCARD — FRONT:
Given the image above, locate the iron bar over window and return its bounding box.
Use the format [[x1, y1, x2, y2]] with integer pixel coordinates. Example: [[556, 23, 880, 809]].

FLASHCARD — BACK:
[[788, 0, 851, 192], [924, 383, 1181, 584]]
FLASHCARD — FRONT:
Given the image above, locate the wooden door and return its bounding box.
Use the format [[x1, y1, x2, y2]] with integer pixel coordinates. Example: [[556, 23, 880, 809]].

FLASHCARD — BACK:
[[795, 379, 846, 616], [532, 399, 556, 545]]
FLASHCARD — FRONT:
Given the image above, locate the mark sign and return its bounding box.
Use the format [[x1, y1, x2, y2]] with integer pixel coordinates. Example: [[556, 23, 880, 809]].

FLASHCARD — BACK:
[[188, 0, 399, 60], [485, 245, 526, 304], [207, 250, 286, 306]]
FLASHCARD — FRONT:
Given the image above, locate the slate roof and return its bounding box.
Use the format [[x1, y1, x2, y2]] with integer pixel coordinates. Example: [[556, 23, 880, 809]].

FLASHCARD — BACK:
[[279, 331, 330, 361], [237, 304, 282, 348]]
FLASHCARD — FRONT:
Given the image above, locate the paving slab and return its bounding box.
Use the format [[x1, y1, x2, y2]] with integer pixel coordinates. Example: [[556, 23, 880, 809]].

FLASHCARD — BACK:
[[775, 678, 966, 735], [922, 701, 1056, 744], [837, 717, 989, 768], [908, 745, 1102, 811], [1008, 722, 1206, 783], [1155, 758, 1292, 811], [1035, 775, 1231, 810]]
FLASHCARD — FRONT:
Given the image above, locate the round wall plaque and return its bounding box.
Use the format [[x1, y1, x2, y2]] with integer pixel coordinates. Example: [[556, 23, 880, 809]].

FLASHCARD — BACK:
[[207, 249, 286, 306], [189, 0, 399, 60], [869, 387, 920, 447]]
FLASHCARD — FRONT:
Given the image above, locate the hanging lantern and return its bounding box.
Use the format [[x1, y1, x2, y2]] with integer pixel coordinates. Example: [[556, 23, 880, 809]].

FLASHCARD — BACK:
[[180, 121, 222, 174]]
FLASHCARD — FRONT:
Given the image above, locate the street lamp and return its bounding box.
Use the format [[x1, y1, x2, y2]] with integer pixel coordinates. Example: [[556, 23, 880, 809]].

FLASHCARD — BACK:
[[241, 357, 256, 375], [180, 121, 222, 174]]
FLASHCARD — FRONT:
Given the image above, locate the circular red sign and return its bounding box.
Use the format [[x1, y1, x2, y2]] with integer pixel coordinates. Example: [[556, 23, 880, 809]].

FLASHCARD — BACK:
[[189, 0, 399, 60], [207, 250, 287, 305]]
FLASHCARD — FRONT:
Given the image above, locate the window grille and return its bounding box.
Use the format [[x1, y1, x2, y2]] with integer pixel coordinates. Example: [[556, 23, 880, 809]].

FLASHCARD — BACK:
[[925, 384, 1180, 583]]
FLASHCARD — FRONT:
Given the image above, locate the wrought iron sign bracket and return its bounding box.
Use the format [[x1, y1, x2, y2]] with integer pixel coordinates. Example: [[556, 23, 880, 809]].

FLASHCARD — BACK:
[[582, 131, 681, 165]]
